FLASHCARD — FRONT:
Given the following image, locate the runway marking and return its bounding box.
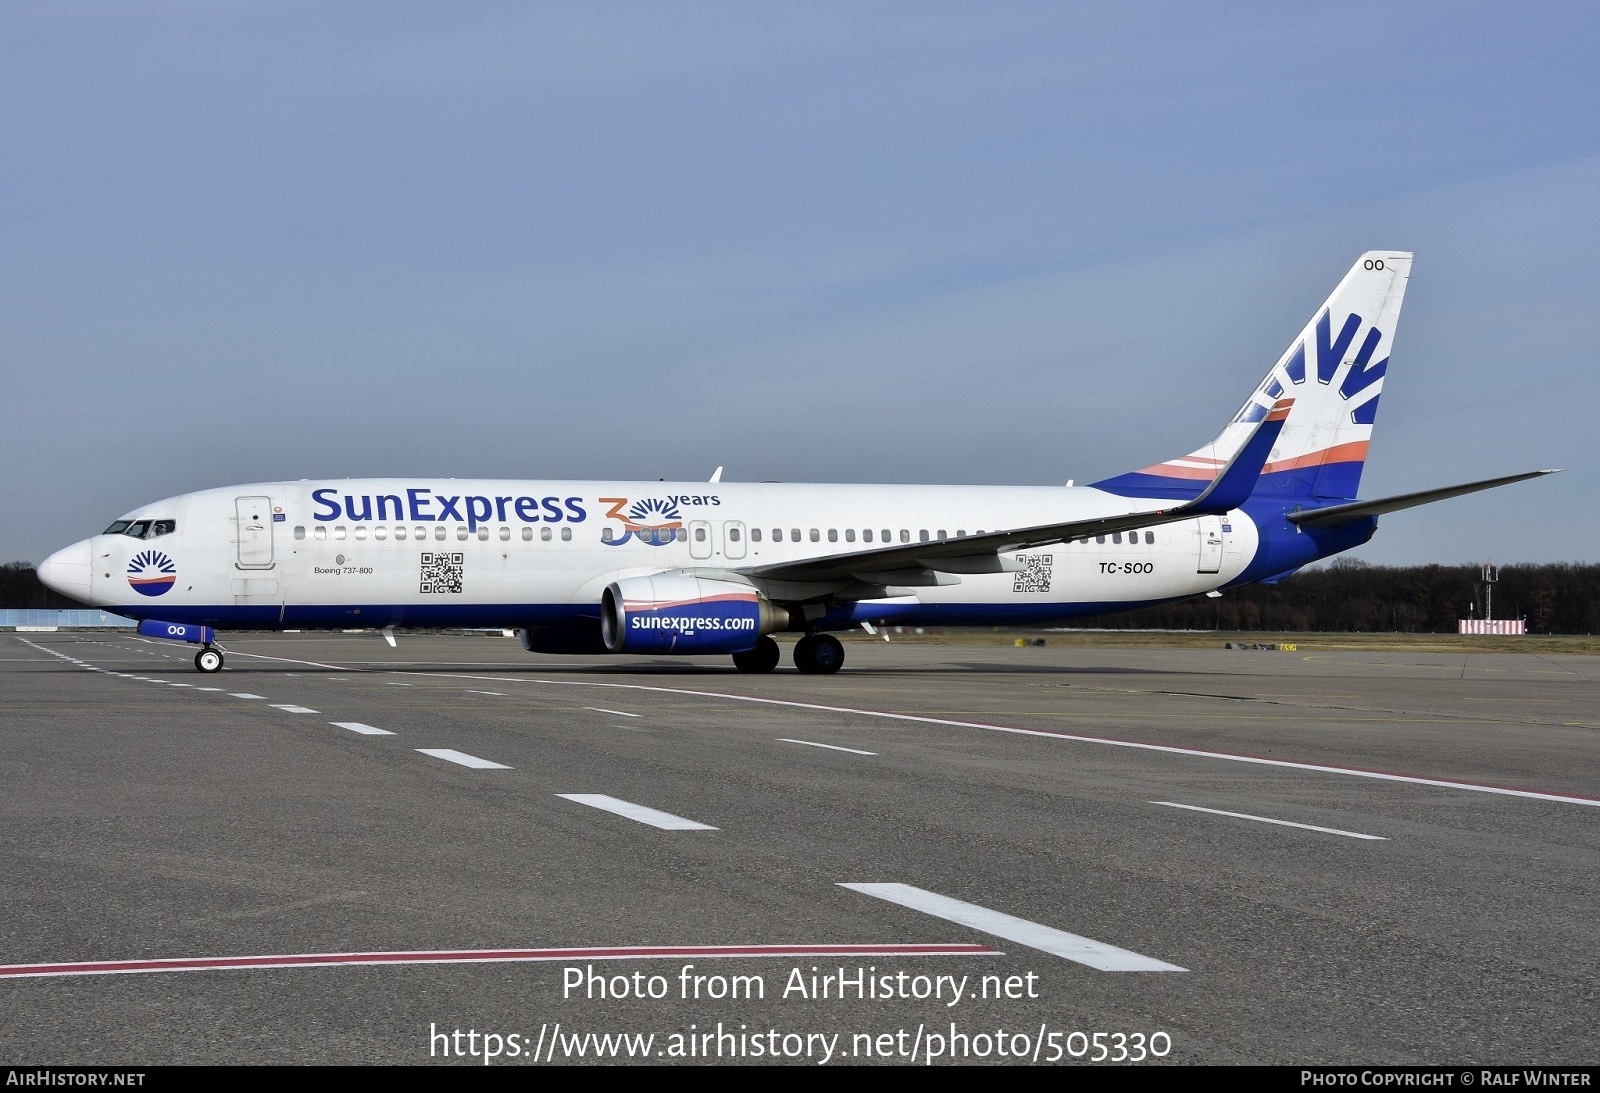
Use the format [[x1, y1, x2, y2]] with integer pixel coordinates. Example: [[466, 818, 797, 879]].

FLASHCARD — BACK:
[[465, 690, 506, 696], [229, 693, 265, 700], [417, 748, 511, 770], [557, 794, 716, 830], [270, 704, 319, 714], [185, 645, 1600, 809], [168, 683, 194, 688], [332, 722, 396, 736], [0, 943, 1000, 980], [195, 687, 223, 692], [779, 738, 877, 756], [1150, 801, 1386, 840], [841, 883, 1185, 971], [417, 675, 1600, 810], [584, 707, 641, 718]]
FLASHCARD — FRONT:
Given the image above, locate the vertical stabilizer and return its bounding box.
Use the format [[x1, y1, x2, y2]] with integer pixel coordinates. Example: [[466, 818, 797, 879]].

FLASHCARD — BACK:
[[1095, 251, 1412, 502]]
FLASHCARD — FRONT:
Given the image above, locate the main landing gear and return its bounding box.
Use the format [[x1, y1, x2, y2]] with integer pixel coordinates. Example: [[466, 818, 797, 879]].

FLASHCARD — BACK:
[[731, 635, 781, 673], [793, 633, 844, 675], [194, 646, 224, 673]]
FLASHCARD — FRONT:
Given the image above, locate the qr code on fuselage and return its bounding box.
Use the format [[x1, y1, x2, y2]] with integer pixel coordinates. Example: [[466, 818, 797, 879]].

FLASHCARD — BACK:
[[420, 552, 464, 594], [1012, 553, 1053, 593]]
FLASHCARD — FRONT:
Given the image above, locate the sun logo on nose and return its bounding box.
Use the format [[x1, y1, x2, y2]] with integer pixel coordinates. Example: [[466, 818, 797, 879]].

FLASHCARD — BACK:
[[127, 550, 177, 597]]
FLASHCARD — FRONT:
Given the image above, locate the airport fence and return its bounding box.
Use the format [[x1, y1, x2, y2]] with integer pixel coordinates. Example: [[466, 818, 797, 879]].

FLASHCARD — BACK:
[[0, 609, 136, 630]]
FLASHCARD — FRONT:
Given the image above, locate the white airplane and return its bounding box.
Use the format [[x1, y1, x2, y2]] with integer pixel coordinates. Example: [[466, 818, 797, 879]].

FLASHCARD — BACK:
[[37, 252, 1553, 675]]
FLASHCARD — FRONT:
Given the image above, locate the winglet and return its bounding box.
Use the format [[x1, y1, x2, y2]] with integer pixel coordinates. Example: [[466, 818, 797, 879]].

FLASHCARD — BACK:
[[1186, 398, 1292, 513]]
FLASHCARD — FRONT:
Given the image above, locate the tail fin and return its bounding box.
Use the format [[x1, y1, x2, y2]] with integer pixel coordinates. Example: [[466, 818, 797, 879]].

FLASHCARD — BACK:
[[1095, 251, 1412, 502]]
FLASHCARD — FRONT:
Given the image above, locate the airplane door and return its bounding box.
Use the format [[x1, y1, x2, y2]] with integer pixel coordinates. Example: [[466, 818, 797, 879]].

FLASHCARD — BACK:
[[235, 495, 275, 570], [1196, 515, 1223, 574], [688, 519, 713, 560], [722, 520, 747, 560]]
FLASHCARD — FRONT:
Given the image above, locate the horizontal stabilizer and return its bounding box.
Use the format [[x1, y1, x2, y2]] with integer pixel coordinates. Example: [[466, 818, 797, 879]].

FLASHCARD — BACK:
[[1287, 470, 1559, 527]]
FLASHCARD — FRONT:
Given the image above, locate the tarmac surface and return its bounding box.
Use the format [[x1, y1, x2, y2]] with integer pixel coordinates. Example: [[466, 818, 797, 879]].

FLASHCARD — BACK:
[[2, 631, 1597, 1065]]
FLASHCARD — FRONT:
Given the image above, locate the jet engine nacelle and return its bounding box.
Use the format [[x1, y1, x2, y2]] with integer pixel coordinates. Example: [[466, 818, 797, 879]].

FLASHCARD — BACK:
[[601, 574, 789, 654]]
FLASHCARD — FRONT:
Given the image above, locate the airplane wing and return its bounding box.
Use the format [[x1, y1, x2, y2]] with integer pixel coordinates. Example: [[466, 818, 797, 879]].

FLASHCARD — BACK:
[[1286, 469, 1560, 527], [742, 398, 1294, 585]]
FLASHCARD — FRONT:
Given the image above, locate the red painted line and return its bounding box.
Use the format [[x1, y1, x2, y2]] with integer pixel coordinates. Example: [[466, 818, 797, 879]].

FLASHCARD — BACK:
[[0, 943, 1000, 980]]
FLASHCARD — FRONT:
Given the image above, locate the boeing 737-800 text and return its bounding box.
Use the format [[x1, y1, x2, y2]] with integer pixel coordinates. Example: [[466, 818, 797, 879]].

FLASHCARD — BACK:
[[37, 252, 1554, 674]]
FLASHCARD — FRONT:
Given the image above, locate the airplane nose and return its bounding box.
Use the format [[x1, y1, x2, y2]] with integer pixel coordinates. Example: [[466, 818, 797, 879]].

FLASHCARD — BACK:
[[38, 540, 93, 604]]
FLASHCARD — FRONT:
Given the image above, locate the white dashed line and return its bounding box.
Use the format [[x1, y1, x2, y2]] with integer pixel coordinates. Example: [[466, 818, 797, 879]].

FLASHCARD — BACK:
[[584, 707, 641, 718], [839, 883, 1186, 972], [778, 738, 877, 756], [557, 794, 716, 830], [270, 704, 319, 714], [332, 722, 396, 736], [416, 748, 511, 770], [230, 693, 265, 700], [195, 688, 222, 692], [465, 690, 506, 696], [1150, 801, 1387, 840]]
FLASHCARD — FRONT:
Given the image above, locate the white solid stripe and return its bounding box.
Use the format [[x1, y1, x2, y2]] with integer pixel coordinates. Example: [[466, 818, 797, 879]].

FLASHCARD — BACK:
[[332, 722, 396, 736], [1151, 801, 1387, 840], [557, 794, 716, 830], [778, 738, 877, 756], [195, 687, 222, 692], [584, 707, 641, 718], [466, 690, 505, 696], [839, 883, 1186, 972], [270, 704, 319, 714], [417, 748, 511, 770], [229, 693, 265, 699]]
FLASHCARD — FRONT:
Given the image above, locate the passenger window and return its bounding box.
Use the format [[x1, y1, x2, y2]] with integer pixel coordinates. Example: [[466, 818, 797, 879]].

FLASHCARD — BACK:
[[695, 527, 707, 542], [882, 529, 892, 542], [845, 529, 855, 542], [729, 527, 741, 542], [540, 527, 552, 541], [1113, 532, 1122, 544], [521, 527, 533, 541], [499, 527, 510, 541], [434, 526, 446, 541], [900, 530, 910, 543], [374, 526, 387, 541], [827, 529, 837, 543], [294, 526, 305, 540], [937, 529, 946, 540], [791, 529, 801, 542], [334, 526, 347, 540], [314, 526, 327, 541], [809, 529, 820, 542], [1145, 531, 1155, 544], [919, 530, 929, 543], [863, 529, 873, 542], [477, 527, 489, 541], [561, 527, 571, 541], [957, 530, 966, 538], [751, 528, 762, 542], [354, 526, 368, 540], [602, 528, 614, 543], [395, 526, 407, 541], [1095, 535, 1105, 544], [414, 526, 425, 540]]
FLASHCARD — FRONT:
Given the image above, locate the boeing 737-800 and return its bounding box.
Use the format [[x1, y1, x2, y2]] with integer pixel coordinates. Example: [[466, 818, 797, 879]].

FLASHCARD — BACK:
[[37, 252, 1554, 675]]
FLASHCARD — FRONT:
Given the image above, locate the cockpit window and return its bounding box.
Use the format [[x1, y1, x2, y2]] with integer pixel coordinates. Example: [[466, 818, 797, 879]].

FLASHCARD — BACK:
[[106, 519, 175, 539]]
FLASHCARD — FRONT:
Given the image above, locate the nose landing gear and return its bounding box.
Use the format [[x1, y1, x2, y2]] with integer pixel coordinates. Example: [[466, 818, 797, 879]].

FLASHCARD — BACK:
[[194, 646, 224, 673]]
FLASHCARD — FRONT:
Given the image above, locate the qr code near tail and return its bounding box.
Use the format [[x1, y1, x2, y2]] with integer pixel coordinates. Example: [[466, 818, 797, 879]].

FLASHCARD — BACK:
[[420, 552, 464, 594]]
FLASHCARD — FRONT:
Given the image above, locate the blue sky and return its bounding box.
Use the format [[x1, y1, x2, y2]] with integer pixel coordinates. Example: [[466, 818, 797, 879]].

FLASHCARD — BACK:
[[3, 2, 1596, 565]]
